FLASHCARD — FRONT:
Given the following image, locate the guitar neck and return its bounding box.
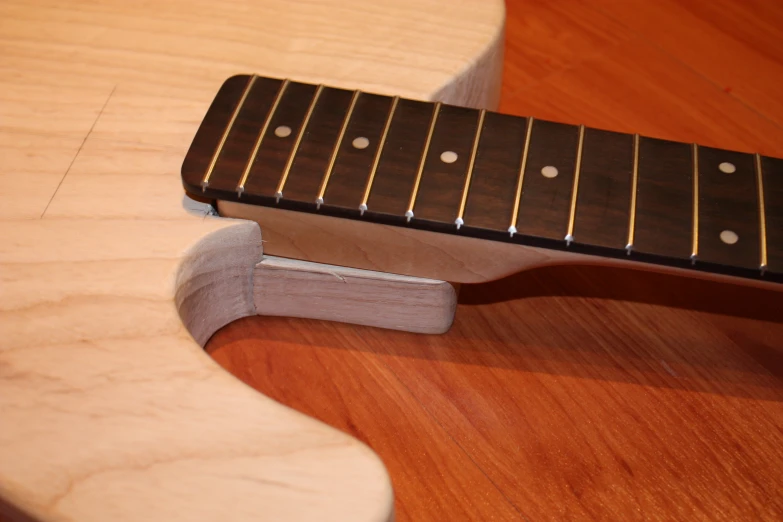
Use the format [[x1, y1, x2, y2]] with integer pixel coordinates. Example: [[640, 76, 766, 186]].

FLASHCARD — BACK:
[[181, 74, 783, 285]]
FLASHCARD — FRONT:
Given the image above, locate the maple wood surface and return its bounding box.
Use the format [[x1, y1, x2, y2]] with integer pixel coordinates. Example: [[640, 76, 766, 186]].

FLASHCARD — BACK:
[[0, 0, 506, 521], [207, 1, 783, 521]]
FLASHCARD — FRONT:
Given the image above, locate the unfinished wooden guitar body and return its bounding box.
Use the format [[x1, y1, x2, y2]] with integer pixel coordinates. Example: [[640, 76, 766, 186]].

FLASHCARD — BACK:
[[0, 1, 504, 520]]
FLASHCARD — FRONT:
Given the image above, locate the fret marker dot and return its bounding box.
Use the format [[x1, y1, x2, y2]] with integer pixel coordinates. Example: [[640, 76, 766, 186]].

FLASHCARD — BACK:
[[352, 136, 369, 149], [719, 162, 736, 174], [720, 230, 739, 245], [440, 151, 458, 164], [274, 125, 292, 138], [541, 166, 559, 178]]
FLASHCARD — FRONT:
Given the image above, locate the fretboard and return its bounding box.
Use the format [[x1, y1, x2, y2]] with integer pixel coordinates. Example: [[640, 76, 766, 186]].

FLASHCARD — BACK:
[[181, 74, 783, 284]]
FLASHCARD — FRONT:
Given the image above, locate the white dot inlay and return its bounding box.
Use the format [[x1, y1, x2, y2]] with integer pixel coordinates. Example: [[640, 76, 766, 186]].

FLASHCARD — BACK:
[[541, 165, 559, 178], [440, 151, 458, 164], [274, 125, 292, 138], [352, 136, 369, 149], [719, 162, 736, 174], [720, 229, 739, 245]]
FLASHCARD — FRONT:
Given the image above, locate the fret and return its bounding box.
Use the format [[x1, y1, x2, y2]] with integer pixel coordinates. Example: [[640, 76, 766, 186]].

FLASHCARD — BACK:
[[311, 93, 398, 212], [275, 84, 325, 201], [405, 102, 442, 221], [408, 103, 478, 224], [196, 75, 286, 193], [760, 156, 783, 275], [366, 98, 435, 216], [513, 119, 580, 241], [626, 133, 640, 252], [182, 76, 248, 190], [201, 74, 257, 190], [755, 154, 768, 271], [239, 81, 323, 198], [571, 128, 634, 250], [316, 90, 362, 208], [565, 124, 586, 245], [509, 116, 534, 236], [276, 86, 358, 203], [633, 137, 693, 260], [696, 146, 759, 270], [359, 96, 399, 214], [463, 112, 530, 232], [691, 143, 699, 262], [237, 79, 290, 196], [455, 110, 486, 229]]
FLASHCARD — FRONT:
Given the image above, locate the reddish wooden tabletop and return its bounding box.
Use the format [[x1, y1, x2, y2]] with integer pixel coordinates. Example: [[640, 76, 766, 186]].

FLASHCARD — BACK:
[[209, 1, 783, 520]]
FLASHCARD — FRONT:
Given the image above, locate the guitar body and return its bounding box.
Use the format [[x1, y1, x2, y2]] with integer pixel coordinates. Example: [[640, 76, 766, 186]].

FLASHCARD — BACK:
[[0, 1, 504, 521]]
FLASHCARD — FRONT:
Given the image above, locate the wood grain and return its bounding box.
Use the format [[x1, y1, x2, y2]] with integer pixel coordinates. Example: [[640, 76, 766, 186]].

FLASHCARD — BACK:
[[572, 128, 633, 249], [208, 1, 783, 520], [253, 256, 458, 334], [0, 0, 506, 520], [634, 137, 694, 258]]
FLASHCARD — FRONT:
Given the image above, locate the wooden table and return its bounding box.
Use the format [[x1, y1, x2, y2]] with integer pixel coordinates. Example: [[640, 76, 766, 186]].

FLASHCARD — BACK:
[[208, 1, 783, 520]]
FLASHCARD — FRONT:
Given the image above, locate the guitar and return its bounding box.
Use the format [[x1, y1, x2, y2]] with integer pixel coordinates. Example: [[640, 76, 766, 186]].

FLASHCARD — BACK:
[[3, 1, 783, 522]]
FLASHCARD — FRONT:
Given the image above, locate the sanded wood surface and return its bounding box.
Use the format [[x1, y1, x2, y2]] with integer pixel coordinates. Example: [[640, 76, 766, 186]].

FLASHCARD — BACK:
[[208, 1, 783, 520], [0, 1, 506, 521], [253, 256, 458, 334]]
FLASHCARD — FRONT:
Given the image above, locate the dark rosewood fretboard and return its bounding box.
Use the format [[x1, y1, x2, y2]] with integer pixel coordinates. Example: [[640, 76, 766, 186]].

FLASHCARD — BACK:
[[181, 74, 783, 284]]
